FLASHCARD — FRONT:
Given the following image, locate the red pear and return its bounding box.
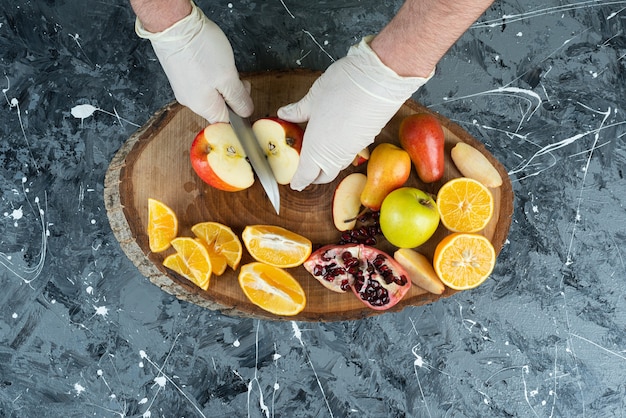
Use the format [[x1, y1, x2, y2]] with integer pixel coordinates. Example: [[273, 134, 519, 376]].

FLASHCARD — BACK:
[[399, 113, 445, 183]]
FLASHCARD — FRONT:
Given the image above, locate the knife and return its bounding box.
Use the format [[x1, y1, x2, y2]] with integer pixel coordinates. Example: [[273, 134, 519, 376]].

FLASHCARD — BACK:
[[227, 106, 281, 214]]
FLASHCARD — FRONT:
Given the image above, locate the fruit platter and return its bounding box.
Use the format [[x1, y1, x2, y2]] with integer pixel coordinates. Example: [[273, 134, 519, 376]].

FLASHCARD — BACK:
[[104, 70, 514, 321]]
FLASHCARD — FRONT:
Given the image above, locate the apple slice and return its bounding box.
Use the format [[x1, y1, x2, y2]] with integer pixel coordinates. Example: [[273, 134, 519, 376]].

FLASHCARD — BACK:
[[332, 173, 367, 231], [190, 123, 255, 191], [393, 248, 445, 295], [450, 142, 503, 188], [251, 117, 304, 185], [352, 147, 370, 166]]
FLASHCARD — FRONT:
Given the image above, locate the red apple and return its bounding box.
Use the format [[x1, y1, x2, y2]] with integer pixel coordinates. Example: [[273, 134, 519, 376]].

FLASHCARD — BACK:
[[190, 123, 255, 191], [351, 147, 370, 166], [332, 173, 367, 231], [399, 113, 445, 183], [252, 117, 304, 185]]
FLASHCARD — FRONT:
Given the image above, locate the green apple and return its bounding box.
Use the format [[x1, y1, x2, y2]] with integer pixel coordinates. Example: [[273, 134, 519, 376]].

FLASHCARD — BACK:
[[379, 187, 440, 248]]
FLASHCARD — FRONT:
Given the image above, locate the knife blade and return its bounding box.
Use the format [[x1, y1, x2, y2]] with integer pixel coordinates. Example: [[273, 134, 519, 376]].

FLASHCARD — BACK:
[[227, 107, 281, 214]]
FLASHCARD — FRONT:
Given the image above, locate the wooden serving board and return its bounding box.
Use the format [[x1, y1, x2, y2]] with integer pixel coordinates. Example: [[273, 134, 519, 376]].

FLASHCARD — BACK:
[[104, 70, 514, 321]]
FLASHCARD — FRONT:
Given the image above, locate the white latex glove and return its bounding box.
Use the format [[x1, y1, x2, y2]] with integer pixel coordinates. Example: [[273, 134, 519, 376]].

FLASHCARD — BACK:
[[135, 1, 252, 123], [278, 36, 434, 191]]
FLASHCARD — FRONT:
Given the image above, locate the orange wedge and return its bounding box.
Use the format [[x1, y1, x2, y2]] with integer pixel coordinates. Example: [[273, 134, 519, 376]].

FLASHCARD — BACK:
[[191, 222, 243, 275], [170, 237, 212, 290], [433, 233, 496, 290], [147, 198, 178, 252], [242, 225, 312, 268], [436, 177, 494, 233], [238, 262, 306, 316], [163, 253, 195, 282]]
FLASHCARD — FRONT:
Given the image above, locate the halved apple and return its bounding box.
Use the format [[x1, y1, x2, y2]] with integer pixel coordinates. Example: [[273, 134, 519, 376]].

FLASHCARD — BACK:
[[352, 147, 370, 166], [251, 117, 304, 185], [190, 123, 254, 191], [332, 172, 367, 231]]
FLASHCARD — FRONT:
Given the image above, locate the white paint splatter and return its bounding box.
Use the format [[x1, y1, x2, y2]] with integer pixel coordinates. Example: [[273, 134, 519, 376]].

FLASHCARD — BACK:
[[74, 383, 86, 395], [71, 104, 97, 119], [302, 30, 335, 62], [9, 207, 23, 220], [153, 376, 166, 388], [70, 103, 139, 128], [94, 305, 109, 317], [290, 321, 334, 417]]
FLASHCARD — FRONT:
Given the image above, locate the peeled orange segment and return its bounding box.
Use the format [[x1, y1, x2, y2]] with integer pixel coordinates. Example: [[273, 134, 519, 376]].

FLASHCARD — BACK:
[[191, 222, 243, 273], [238, 262, 306, 316], [163, 253, 195, 282], [170, 237, 212, 290], [242, 225, 312, 268], [436, 177, 494, 233], [433, 233, 496, 290], [147, 198, 178, 253]]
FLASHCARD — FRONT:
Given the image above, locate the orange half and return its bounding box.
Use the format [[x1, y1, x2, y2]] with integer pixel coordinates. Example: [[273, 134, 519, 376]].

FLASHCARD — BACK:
[[433, 233, 496, 290], [436, 177, 494, 233], [238, 262, 306, 316]]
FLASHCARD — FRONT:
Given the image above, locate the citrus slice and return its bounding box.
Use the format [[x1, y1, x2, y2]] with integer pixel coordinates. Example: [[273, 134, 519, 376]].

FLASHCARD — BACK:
[[242, 225, 312, 268], [163, 253, 195, 282], [191, 222, 243, 275], [433, 232, 496, 290], [147, 198, 178, 252], [238, 262, 306, 316], [436, 177, 494, 233], [170, 237, 212, 290]]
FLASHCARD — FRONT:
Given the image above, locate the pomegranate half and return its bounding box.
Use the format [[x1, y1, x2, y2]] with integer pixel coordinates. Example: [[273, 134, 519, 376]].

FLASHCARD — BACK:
[[304, 244, 411, 310]]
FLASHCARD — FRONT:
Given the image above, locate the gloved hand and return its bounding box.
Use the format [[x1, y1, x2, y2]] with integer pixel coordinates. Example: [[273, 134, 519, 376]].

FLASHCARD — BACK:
[[135, 1, 252, 123], [278, 36, 434, 191]]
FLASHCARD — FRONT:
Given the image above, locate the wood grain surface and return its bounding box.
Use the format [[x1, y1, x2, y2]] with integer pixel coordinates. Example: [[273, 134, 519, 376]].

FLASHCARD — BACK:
[[104, 70, 514, 321]]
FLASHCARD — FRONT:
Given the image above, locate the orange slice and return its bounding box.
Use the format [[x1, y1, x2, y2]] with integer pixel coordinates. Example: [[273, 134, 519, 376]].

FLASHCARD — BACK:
[[238, 262, 306, 316], [163, 253, 194, 282], [170, 237, 212, 290], [147, 198, 178, 252], [436, 177, 494, 233], [242, 225, 312, 268], [191, 222, 243, 275], [433, 233, 496, 290]]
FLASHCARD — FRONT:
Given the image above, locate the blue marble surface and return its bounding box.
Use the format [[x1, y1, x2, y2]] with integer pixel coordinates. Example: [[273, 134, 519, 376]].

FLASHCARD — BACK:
[[1, 0, 625, 416]]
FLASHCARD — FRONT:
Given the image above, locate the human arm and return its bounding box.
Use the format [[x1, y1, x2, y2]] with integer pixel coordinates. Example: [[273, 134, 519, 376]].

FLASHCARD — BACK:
[[370, 0, 496, 77], [129, 0, 253, 123], [129, 0, 191, 33], [279, 0, 495, 190]]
